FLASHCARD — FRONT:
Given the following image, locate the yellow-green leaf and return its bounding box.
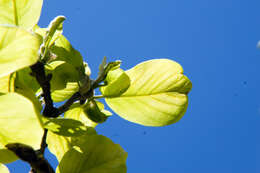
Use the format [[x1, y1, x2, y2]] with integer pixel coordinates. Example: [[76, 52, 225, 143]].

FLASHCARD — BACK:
[[15, 67, 40, 93], [0, 143, 17, 163], [64, 103, 98, 128], [0, 26, 40, 78], [0, 93, 44, 149], [100, 68, 130, 97], [0, 73, 15, 93], [103, 59, 192, 126], [0, 0, 43, 29], [56, 135, 127, 173], [50, 35, 84, 69], [0, 163, 9, 173], [44, 118, 88, 137], [47, 130, 97, 162], [48, 61, 79, 102]]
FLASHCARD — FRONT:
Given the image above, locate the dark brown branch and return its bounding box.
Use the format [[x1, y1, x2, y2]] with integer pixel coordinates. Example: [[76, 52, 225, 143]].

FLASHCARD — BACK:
[[6, 143, 55, 173], [58, 92, 81, 113], [30, 62, 59, 117], [39, 129, 48, 155]]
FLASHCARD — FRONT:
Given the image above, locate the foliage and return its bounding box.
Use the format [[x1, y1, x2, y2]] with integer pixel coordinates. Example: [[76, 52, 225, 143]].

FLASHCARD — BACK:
[[0, 0, 192, 172]]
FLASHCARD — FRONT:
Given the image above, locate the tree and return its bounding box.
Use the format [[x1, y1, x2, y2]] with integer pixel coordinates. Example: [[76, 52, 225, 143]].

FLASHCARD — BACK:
[[0, 0, 192, 172]]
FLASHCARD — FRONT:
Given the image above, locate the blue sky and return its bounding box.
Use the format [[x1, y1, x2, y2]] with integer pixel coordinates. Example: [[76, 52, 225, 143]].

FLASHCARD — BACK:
[[7, 0, 260, 172]]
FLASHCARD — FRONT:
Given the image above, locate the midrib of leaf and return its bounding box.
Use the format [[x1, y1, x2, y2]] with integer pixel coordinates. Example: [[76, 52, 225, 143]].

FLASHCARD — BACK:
[[12, 0, 18, 26], [104, 91, 186, 98]]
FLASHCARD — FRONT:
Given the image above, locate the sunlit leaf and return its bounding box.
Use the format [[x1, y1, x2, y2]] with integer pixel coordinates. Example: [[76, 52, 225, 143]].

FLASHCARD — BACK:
[[100, 68, 130, 97], [39, 16, 65, 61], [0, 26, 40, 78], [64, 103, 98, 128], [51, 82, 78, 102], [15, 67, 40, 93], [44, 118, 88, 137], [49, 35, 84, 69], [47, 129, 97, 162], [0, 93, 44, 149], [15, 87, 42, 112], [0, 163, 9, 173], [0, 73, 15, 93], [103, 59, 192, 126], [56, 135, 127, 173], [96, 58, 121, 84], [33, 25, 61, 48], [43, 16, 65, 48], [0, 0, 43, 29], [48, 61, 79, 102], [46, 132, 71, 162]]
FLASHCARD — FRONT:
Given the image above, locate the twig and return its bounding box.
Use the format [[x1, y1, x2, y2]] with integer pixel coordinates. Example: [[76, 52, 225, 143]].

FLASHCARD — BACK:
[[39, 129, 48, 155], [58, 92, 81, 114]]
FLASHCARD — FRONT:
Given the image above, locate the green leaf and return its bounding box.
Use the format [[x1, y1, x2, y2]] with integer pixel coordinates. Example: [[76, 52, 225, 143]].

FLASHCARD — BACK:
[[15, 87, 42, 112], [95, 57, 121, 84], [104, 59, 192, 126], [64, 101, 112, 127], [0, 93, 44, 149], [64, 103, 98, 128], [44, 16, 65, 47], [84, 100, 109, 123], [49, 35, 84, 69], [33, 25, 61, 48], [0, 0, 43, 29], [0, 149, 17, 163], [0, 143, 18, 163], [48, 61, 79, 102], [44, 118, 89, 137], [0, 26, 41, 78], [47, 130, 97, 162], [0, 163, 9, 173], [56, 135, 127, 173], [100, 68, 130, 97], [46, 132, 71, 162], [39, 16, 65, 60], [15, 67, 40, 93], [0, 73, 15, 93]]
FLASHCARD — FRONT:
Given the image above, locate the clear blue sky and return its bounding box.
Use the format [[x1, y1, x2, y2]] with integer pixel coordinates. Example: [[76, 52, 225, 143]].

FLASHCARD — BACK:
[[8, 0, 260, 172]]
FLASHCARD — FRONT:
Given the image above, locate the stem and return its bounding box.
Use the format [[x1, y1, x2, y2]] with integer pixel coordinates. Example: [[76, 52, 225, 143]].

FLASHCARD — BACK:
[[58, 92, 81, 113], [12, 0, 18, 25], [39, 129, 48, 154]]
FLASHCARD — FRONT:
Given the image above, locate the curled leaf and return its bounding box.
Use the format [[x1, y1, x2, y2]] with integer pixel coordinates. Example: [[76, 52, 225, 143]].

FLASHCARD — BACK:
[[84, 100, 108, 123], [100, 68, 130, 97]]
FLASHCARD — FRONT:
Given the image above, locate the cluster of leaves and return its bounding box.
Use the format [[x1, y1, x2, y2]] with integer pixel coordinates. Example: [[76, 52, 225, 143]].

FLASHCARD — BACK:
[[0, 0, 192, 172]]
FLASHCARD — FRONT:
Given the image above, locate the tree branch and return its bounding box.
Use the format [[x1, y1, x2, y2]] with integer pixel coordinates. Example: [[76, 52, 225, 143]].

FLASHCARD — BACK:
[[39, 129, 48, 155], [30, 62, 59, 117], [6, 143, 55, 173], [58, 91, 81, 113]]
